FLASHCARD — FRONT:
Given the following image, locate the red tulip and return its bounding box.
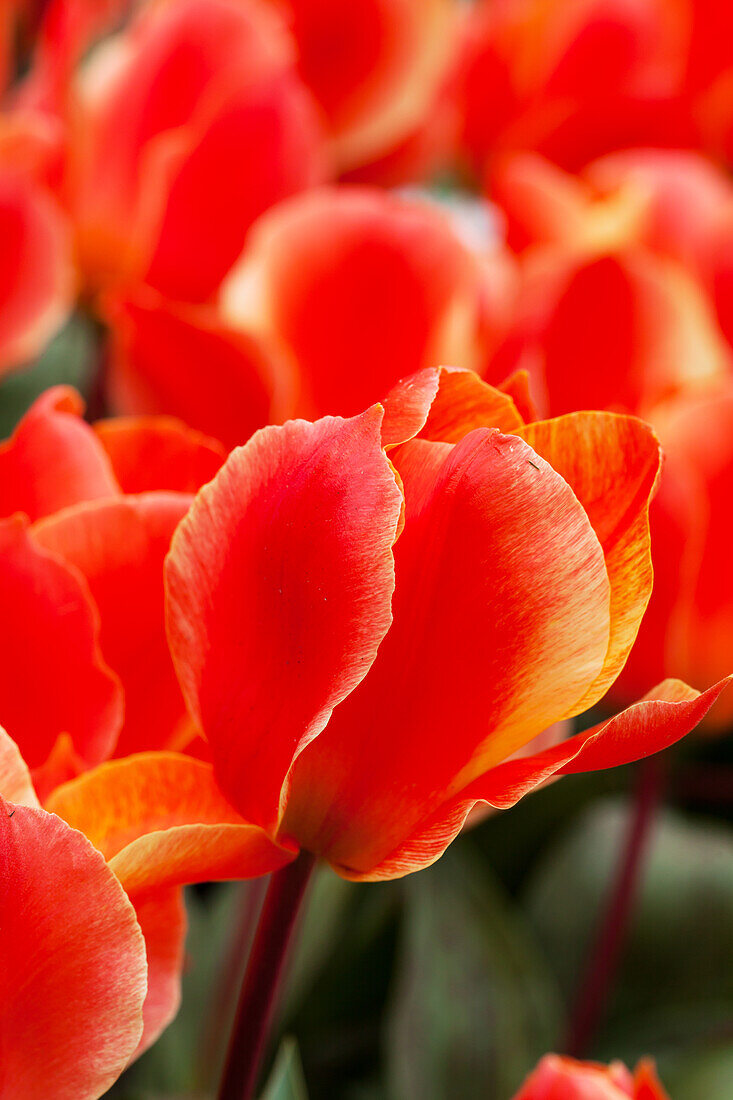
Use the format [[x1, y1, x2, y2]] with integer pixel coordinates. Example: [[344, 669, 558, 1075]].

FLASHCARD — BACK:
[[512, 1054, 669, 1100], [0, 728, 147, 1098], [262, 0, 457, 174], [0, 386, 225, 788], [221, 186, 515, 422], [165, 366, 728, 879], [57, 0, 325, 302]]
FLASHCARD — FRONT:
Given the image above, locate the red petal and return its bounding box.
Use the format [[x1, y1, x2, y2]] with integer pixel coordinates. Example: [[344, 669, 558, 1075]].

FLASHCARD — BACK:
[[221, 187, 487, 419], [46, 751, 296, 895], [105, 292, 290, 449], [0, 386, 120, 521], [34, 492, 192, 756], [633, 1060, 670, 1100], [94, 415, 225, 494], [284, 427, 610, 874], [166, 407, 403, 831], [0, 798, 147, 1099], [0, 516, 121, 771]]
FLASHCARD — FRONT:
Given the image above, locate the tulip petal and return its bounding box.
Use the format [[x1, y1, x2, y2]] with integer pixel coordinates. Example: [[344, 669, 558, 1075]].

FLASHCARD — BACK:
[[34, 492, 193, 756], [0, 386, 120, 522], [131, 887, 187, 1058], [0, 798, 147, 1100], [166, 407, 403, 831], [634, 1059, 670, 1100], [381, 365, 523, 447], [0, 515, 122, 771], [517, 412, 661, 710], [94, 415, 225, 494], [285, 427, 610, 873], [353, 678, 730, 881], [46, 752, 296, 895], [0, 727, 39, 807]]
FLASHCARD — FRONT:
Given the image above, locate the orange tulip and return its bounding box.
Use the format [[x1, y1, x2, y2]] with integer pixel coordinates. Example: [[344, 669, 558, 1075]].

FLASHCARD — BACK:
[[513, 1054, 669, 1100], [0, 386, 225, 790], [165, 366, 728, 880]]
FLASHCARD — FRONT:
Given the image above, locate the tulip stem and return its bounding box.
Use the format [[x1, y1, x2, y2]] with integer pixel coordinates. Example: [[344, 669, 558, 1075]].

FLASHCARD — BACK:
[[217, 850, 316, 1100], [564, 753, 665, 1057]]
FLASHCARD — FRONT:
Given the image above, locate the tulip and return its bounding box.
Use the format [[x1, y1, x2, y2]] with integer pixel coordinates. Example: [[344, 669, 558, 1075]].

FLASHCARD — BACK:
[[2, 719, 296, 1078], [0, 728, 147, 1099], [221, 186, 515, 423], [512, 1054, 669, 1100], [165, 365, 728, 880], [0, 385, 225, 790]]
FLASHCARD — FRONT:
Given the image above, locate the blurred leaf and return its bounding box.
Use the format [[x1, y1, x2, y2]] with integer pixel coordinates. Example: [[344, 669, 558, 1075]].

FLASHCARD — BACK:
[[261, 1038, 309, 1100], [385, 843, 561, 1100], [0, 315, 98, 435], [523, 798, 733, 1070], [664, 1041, 733, 1099]]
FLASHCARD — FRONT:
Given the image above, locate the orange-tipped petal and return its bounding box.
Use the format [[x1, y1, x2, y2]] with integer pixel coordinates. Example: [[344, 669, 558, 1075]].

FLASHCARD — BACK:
[[94, 416, 225, 494], [0, 798, 147, 1100], [132, 887, 187, 1058], [0, 172, 73, 373], [0, 386, 120, 521], [511, 1054, 636, 1099], [0, 727, 39, 807], [518, 412, 661, 710], [34, 492, 193, 756], [166, 407, 403, 832], [0, 515, 122, 771], [221, 187, 488, 419], [104, 292, 291, 449], [382, 364, 523, 447], [633, 1060, 670, 1100], [352, 678, 730, 882], [46, 752, 296, 895], [284, 427, 610, 875]]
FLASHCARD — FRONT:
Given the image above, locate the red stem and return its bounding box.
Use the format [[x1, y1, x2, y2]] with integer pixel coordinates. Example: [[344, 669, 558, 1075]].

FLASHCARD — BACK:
[[564, 754, 665, 1057], [217, 851, 316, 1100]]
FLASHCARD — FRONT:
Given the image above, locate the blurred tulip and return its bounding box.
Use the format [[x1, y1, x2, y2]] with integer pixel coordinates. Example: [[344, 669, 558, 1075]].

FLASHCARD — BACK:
[[262, 0, 457, 174], [513, 1054, 669, 1099], [0, 386, 225, 787], [166, 366, 729, 880], [452, 0, 733, 174], [221, 186, 515, 421], [57, 0, 326, 301]]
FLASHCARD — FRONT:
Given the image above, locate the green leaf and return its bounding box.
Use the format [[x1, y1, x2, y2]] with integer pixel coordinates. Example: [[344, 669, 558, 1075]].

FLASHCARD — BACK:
[[523, 798, 733, 1073], [385, 842, 561, 1100], [0, 315, 98, 436], [261, 1038, 309, 1100]]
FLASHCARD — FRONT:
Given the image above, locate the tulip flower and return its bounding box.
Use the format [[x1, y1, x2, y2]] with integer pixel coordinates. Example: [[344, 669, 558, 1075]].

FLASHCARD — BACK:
[[0, 385, 225, 789], [0, 728, 148, 1098], [165, 365, 728, 880], [513, 1054, 669, 1100], [452, 0, 733, 174], [221, 186, 515, 424], [264, 0, 457, 174], [2, 719, 296, 1075]]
